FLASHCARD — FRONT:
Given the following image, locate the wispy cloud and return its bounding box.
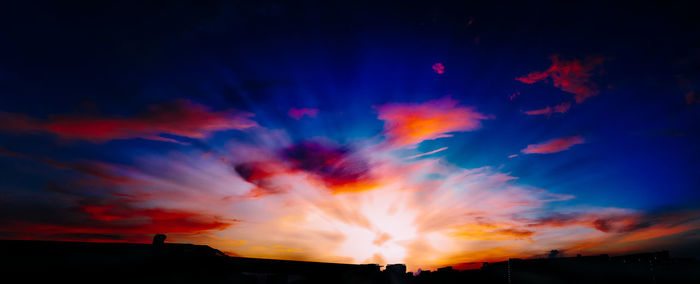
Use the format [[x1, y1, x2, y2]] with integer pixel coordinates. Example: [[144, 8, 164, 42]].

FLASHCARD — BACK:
[[0, 99, 256, 142], [517, 55, 604, 103], [524, 102, 572, 116], [288, 107, 319, 120], [522, 135, 585, 154]]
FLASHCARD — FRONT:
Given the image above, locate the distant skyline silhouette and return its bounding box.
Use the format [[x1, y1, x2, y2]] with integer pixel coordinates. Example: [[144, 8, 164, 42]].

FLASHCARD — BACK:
[[2, 239, 699, 283]]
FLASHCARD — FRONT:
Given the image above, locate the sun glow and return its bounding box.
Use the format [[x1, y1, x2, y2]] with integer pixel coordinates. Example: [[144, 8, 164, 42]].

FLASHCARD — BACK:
[[304, 185, 419, 266]]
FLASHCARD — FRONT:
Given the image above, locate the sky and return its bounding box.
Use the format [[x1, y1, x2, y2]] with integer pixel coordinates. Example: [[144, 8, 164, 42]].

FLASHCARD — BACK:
[[1, 1, 699, 272]]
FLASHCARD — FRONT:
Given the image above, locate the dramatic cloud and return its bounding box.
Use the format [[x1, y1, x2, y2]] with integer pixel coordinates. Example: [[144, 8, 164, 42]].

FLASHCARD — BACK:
[[234, 162, 292, 198], [0, 100, 256, 142], [2, 130, 697, 271], [524, 102, 572, 116], [1, 107, 697, 272], [522, 135, 585, 154], [516, 55, 604, 103], [377, 97, 489, 147], [288, 108, 319, 120], [281, 141, 377, 193]]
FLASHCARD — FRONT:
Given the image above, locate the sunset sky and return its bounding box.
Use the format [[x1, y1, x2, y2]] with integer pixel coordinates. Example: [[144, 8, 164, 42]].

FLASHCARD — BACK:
[[1, 1, 699, 272]]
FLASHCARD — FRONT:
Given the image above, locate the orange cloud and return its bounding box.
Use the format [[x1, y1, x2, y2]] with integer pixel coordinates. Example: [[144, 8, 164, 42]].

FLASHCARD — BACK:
[[524, 102, 572, 116], [517, 55, 604, 103], [0, 100, 256, 142], [377, 97, 489, 147], [522, 135, 585, 154], [234, 161, 292, 198], [451, 223, 535, 241]]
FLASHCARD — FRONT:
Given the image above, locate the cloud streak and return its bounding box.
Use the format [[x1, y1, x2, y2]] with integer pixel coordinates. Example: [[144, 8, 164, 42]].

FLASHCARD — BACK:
[[0, 99, 256, 142], [288, 108, 319, 120], [522, 135, 585, 154], [524, 102, 572, 116]]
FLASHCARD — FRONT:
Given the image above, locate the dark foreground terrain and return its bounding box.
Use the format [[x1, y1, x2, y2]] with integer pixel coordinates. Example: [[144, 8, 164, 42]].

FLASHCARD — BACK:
[[1, 240, 698, 283]]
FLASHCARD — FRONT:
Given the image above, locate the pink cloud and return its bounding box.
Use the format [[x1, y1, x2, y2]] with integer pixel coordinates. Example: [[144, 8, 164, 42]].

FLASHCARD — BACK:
[[432, 63, 445, 74], [377, 97, 489, 147], [521, 135, 585, 154], [516, 55, 604, 103], [0, 100, 256, 142], [288, 108, 319, 120], [524, 102, 572, 116]]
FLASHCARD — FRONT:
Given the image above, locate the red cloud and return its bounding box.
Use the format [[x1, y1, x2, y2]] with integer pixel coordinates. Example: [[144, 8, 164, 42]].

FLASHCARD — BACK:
[[1, 198, 234, 243], [0, 100, 256, 142], [524, 102, 572, 116], [516, 55, 604, 103], [521, 135, 585, 154], [432, 62, 445, 74], [77, 202, 231, 234], [288, 107, 319, 120], [377, 97, 489, 147]]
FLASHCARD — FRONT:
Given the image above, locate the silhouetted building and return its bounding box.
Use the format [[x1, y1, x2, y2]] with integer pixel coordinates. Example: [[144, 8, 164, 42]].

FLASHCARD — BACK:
[[384, 264, 408, 284], [0, 239, 698, 284], [152, 233, 166, 246]]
